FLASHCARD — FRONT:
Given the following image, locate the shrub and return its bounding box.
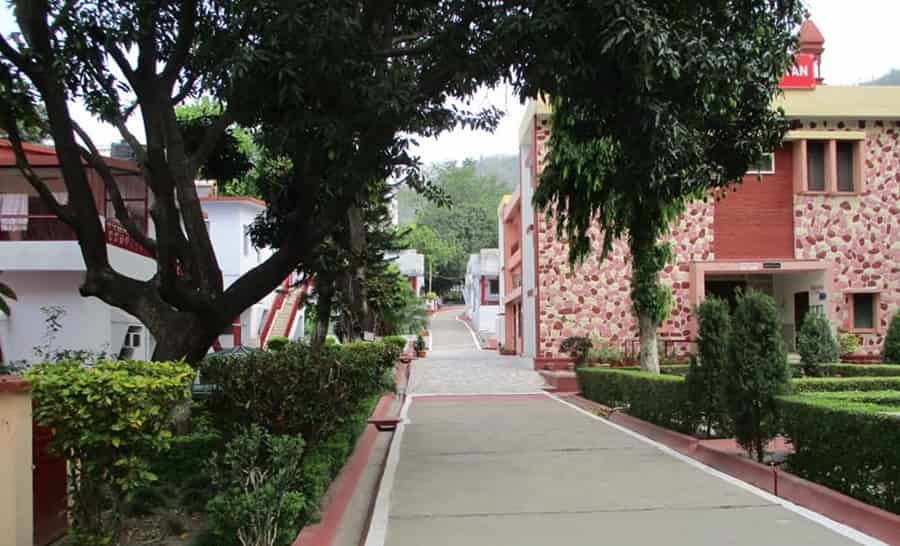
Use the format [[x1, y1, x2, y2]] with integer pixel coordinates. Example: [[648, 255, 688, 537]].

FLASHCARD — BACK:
[[207, 425, 306, 546], [838, 332, 860, 356], [724, 290, 790, 462], [560, 336, 591, 367], [383, 335, 408, 352], [26, 360, 194, 545], [779, 394, 900, 512], [266, 336, 289, 351], [199, 341, 396, 445], [413, 335, 426, 353], [586, 334, 623, 364], [686, 297, 731, 437], [797, 311, 839, 376], [791, 376, 900, 392], [577, 368, 691, 432], [883, 311, 900, 363], [818, 363, 900, 377]]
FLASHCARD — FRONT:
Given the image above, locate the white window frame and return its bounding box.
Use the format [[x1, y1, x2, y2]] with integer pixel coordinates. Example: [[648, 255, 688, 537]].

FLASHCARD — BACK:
[[746, 152, 775, 175]]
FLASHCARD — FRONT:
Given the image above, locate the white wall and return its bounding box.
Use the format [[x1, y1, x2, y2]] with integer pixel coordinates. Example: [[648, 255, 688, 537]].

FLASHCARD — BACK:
[[476, 305, 499, 334], [520, 135, 538, 357], [0, 271, 112, 363], [0, 241, 155, 280]]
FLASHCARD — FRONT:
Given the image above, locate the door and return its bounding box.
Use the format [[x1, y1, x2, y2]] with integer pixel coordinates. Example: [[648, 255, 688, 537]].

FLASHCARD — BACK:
[[794, 291, 810, 339], [33, 423, 68, 546]]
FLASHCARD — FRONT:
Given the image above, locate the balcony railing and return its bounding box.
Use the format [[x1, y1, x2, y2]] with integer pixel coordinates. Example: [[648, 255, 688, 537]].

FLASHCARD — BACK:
[[0, 214, 153, 258]]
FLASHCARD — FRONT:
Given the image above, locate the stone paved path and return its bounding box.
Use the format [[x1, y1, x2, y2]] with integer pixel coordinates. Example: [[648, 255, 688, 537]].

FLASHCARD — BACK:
[[407, 308, 546, 394], [369, 309, 877, 546]]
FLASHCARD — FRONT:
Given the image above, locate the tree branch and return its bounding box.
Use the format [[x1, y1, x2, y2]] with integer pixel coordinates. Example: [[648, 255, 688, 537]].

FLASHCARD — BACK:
[[71, 121, 158, 255], [160, 0, 198, 87]]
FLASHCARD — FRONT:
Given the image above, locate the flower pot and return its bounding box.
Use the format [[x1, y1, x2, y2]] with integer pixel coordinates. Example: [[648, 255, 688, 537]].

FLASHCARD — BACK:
[[416, 350, 427, 358]]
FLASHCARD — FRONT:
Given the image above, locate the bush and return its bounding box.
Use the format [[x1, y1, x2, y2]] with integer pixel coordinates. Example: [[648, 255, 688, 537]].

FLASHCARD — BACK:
[[577, 368, 691, 432], [883, 311, 900, 363], [383, 335, 408, 352], [207, 425, 306, 546], [818, 363, 900, 377], [686, 297, 731, 437], [199, 341, 396, 445], [724, 290, 790, 462], [413, 335, 426, 353], [838, 332, 860, 356], [266, 336, 289, 351], [797, 311, 839, 376], [586, 334, 623, 364], [791, 376, 900, 392], [779, 394, 900, 512], [560, 336, 591, 367], [26, 360, 194, 545]]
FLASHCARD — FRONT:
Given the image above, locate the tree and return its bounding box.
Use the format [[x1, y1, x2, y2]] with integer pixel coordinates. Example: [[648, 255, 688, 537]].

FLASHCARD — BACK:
[[883, 311, 900, 363], [175, 99, 252, 191], [518, 1, 802, 372], [724, 290, 790, 462], [797, 311, 839, 376], [0, 0, 507, 362], [686, 297, 731, 437], [400, 224, 457, 285]]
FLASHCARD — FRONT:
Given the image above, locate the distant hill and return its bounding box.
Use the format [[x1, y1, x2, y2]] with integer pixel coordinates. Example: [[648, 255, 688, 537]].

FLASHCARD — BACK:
[[862, 69, 900, 86], [397, 154, 518, 225]]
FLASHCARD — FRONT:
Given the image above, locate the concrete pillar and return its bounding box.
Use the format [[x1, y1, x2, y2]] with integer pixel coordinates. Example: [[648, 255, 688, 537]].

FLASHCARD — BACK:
[[0, 376, 33, 546]]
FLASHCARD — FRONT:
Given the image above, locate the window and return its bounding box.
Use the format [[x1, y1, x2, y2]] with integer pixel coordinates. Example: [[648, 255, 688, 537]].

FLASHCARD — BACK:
[[836, 142, 855, 192], [849, 292, 879, 332], [806, 141, 826, 191], [489, 278, 500, 296], [747, 153, 774, 174]]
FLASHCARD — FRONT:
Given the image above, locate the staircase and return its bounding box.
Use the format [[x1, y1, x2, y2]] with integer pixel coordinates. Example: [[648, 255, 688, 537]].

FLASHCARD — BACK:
[[263, 286, 304, 346]]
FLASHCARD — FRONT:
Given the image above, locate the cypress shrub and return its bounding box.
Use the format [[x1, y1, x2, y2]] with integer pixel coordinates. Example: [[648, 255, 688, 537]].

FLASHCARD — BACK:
[[797, 311, 839, 376], [883, 311, 900, 363], [685, 297, 731, 437], [724, 290, 790, 462]]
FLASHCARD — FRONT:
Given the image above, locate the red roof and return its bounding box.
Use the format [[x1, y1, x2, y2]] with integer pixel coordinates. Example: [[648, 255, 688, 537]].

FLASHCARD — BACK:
[[798, 18, 825, 51], [0, 139, 141, 173]]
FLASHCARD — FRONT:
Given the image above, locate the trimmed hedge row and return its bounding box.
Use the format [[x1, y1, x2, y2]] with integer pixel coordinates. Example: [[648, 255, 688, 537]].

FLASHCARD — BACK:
[[791, 376, 900, 393], [779, 393, 900, 513], [576, 368, 692, 432], [818, 363, 900, 377]]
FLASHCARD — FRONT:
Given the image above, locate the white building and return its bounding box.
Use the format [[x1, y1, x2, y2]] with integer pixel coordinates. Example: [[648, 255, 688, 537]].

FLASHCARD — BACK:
[[463, 249, 501, 347], [0, 142, 301, 365], [0, 140, 158, 363], [386, 249, 426, 297]]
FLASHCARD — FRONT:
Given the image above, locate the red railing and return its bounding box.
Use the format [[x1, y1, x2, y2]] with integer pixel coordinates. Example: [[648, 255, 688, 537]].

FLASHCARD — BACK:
[[0, 214, 154, 258]]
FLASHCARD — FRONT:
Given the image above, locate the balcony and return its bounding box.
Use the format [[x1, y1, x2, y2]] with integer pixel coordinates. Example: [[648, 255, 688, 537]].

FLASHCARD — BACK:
[[0, 214, 152, 258]]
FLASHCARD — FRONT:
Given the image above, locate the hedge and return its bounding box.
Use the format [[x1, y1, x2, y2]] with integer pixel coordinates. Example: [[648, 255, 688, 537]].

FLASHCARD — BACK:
[[779, 394, 900, 513], [818, 363, 900, 377], [791, 376, 900, 393], [576, 368, 692, 432]]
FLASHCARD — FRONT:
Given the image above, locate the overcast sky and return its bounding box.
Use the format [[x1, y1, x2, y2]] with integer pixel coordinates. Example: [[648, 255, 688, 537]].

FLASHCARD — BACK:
[[2, 0, 898, 165]]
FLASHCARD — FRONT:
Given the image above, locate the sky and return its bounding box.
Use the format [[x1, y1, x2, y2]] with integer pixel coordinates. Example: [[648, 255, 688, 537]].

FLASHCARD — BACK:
[[2, 0, 898, 164]]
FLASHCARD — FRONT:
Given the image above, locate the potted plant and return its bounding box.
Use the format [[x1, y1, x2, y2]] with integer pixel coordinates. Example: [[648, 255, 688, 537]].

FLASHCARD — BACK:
[[414, 335, 427, 358], [560, 336, 592, 370]]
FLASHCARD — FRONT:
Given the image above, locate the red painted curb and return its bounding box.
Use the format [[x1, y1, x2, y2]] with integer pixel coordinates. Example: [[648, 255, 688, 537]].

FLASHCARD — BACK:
[[569, 395, 900, 545], [292, 394, 395, 546], [0, 376, 31, 394]]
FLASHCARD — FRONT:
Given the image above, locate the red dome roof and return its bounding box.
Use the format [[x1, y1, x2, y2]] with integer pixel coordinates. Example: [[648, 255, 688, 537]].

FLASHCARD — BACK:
[[798, 18, 825, 53]]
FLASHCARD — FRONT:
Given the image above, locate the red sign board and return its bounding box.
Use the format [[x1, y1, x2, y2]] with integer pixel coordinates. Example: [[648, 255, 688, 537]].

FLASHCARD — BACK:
[[779, 53, 816, 89]]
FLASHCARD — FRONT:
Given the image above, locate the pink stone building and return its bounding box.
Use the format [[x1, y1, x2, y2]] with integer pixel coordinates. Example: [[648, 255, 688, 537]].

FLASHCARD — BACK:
[[498, 20, 900, 369]]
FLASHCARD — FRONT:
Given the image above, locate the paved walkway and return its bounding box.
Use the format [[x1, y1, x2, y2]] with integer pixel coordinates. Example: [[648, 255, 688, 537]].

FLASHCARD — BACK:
[[373, 309, 876, 546], [407, 309, 545, 394]]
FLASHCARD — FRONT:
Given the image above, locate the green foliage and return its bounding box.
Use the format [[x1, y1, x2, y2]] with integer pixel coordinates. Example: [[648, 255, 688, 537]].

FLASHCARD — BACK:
[[838, 332, 861, 356], [266, 336, 289, 351], [526, 2, 801, 372], [368, 266, 428, 336], [779, 393, 900, 512], [176, 99, 253, 190], [686, 297, 732, 437], [797, 311, 840, 376], [382, 336, 408, 352], [724, 291, 790, 462], [586, 335, 623, 364], [883, 311, 900, 363], [791, 376, 900, 393], [560, 336, 592, 367], [413, 335, 426, 353], [26, 360, 194, 544], [199, 341, 396, 445], [207, 425, 306, 546], [398, 160, 509, 293], [814, 364, 900, 377], [577, 368, 691, 433]]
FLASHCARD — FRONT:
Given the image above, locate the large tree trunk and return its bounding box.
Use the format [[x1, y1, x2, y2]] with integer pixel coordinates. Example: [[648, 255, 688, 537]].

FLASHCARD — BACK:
[[637, 312, 661, 374], [311, 279, 335, 350]]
